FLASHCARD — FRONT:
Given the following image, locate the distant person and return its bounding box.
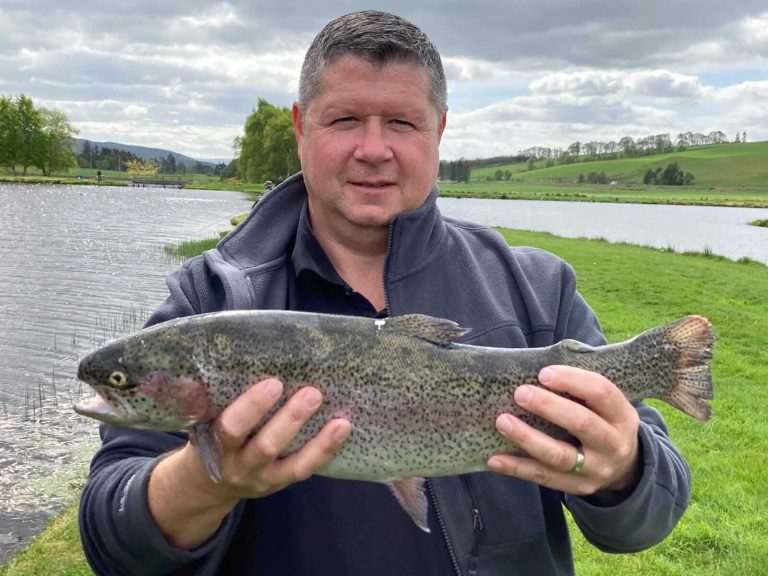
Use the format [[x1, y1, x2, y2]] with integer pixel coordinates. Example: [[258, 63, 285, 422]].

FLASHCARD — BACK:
[[252, 180, 274, 208], [95, 170, 102, 182], [79, 10, 693, 575]]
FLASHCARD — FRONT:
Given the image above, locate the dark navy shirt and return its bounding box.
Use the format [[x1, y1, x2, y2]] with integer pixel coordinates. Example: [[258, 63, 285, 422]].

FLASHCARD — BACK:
[[219, 205, 455, 575]]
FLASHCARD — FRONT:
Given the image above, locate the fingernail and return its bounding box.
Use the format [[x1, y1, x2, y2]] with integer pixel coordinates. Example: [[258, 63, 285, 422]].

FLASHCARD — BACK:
[[333, 421, 352, 442], [263, 379, 283, 398], [515, 385, 534, 404], [538, 367, 555, 384], [302, 387, 322, 410], [487, 457, 503, 471], [498, 414, 515, 434]]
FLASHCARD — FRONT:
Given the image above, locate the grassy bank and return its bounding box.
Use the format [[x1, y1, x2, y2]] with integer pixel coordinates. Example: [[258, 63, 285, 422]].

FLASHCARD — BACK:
[[437, 180, 768, 208], [3, 230, 767, 575]]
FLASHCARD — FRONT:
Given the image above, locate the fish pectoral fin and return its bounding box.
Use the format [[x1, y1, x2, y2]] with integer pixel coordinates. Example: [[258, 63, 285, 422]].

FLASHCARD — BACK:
[[190, 422, 224, 483], [386, 478, 431, 533], [385, 315, 469, 346]]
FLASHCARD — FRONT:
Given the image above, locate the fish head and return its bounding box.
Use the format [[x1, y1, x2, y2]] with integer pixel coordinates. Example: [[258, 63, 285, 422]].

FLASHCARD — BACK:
[[75, 325, 212, 431]]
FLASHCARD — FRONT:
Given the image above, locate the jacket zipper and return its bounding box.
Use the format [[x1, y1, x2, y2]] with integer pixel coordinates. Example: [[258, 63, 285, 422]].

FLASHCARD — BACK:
[[381, 222, 395, 314], [461, 476, 485, 576], [427, 479, 463, 576]]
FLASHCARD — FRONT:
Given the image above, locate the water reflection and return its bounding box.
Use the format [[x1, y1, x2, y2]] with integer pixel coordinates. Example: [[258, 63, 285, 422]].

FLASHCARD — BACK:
[[0, 183, 250, 561]]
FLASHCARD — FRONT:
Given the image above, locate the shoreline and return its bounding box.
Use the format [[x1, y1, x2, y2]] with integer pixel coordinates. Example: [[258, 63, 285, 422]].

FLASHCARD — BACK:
[[2, 175, 768, 209]]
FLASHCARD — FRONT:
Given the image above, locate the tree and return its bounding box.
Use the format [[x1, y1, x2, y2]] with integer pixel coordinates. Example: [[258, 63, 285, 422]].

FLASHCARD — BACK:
[[14, 95, 43, 175], [0, 95, 20, 170], [237, 98, 298, 183], [160, 153, 177, 174], [79, 140, 94, 168], [220, 158, 238, 180], [124, 158, 158, 174], [36, 107, 78, 175], [645, 162, 695, 186]]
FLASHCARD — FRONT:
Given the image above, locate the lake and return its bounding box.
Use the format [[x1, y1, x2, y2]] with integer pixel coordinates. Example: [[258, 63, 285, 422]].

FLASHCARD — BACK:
[[0, 184, 765, 562], [437, 198, 768, 265], [0, 183, 252, 562]]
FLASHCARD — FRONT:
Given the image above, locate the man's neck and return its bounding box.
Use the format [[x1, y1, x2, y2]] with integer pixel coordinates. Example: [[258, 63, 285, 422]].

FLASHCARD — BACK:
[[312, 224, 389, 312]]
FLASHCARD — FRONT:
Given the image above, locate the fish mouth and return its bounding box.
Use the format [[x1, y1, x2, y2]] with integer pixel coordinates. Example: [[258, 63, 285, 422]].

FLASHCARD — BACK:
[[74, 393, 149, 427]]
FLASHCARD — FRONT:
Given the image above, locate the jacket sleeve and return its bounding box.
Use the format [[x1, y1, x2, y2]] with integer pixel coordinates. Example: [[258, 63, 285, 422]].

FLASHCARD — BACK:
[[78, 258, 242, 576], [560, 292, 692, 552]]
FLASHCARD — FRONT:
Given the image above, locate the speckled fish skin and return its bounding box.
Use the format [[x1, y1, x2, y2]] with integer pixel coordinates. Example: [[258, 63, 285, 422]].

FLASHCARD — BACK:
[[76, 311, 714, 483]]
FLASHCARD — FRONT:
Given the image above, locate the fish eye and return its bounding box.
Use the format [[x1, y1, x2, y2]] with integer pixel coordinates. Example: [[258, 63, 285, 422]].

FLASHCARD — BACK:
[[108, 371, 129, 388]]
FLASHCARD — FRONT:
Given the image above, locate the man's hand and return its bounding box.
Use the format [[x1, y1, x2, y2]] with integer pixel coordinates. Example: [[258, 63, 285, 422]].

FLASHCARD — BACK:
[[149, 378, 352, 550], [205, 378, 352, 499], [487, 366, 641, 498]]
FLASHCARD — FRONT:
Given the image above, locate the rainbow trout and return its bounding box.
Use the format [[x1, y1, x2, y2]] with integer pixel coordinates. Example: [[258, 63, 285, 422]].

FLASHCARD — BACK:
[[75, 311, 714, 532]]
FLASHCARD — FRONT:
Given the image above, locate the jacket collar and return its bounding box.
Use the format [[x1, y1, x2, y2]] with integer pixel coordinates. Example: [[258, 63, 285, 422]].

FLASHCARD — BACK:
[[217, 172, 446, 282]]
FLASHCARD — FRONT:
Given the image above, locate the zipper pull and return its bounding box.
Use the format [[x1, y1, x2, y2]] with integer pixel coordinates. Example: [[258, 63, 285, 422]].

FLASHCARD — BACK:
[[472, 508, 483, 532]]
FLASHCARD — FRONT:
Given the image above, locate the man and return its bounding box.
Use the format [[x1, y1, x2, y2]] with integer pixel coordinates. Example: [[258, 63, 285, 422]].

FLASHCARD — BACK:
[[80, 11, 691, 575]]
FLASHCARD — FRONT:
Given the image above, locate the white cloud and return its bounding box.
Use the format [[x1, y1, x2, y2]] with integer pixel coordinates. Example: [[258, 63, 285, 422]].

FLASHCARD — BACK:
[[1, 1, 767, 159]]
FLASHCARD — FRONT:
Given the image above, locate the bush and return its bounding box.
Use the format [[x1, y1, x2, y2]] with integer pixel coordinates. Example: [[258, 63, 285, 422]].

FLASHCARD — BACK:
[[644, 162, 695, 186], [586, 171, 608, 184]]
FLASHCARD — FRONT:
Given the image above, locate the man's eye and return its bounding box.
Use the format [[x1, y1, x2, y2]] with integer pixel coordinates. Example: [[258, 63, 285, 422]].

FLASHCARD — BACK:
[[390, 119, 415, 129], [333, 117, 357, 126]]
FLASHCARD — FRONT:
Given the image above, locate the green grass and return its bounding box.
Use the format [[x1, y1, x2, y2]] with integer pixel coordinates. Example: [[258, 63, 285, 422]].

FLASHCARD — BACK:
[[750, 219, 768, 228], [438, 180, 768, 208], [0, 504, 91, 576], [471, 141, 768, 190], [495, 229, 768, 576], [3, 230, 767, 575], [163, 235, 225, 261]]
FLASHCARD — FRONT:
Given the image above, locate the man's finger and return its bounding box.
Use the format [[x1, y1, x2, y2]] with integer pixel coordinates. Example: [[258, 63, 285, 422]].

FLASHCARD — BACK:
[[216, 378, 284, 450], [537, 366, 634, 423], [512, 383, 612, 449], [240, 386, 324, 464], [267, 418, 352, 485]]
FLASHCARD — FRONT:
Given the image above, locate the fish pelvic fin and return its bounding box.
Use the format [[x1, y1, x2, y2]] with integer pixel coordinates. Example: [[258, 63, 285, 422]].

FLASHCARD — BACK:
[[658, 315, 715, 421], [386, 478, 431, 533], [383, 315, 469, 346], [190, 422, 224, 482]]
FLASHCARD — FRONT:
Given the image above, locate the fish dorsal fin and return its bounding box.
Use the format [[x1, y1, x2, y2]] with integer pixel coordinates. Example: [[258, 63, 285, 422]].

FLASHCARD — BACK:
[[558, 338, 596, 353], [386, 478, 431, 533], [380, 314, 468, 346]]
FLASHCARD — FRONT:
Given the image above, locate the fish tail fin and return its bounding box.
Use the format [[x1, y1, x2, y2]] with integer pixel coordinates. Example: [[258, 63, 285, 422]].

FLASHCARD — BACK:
[[657, 315, 714, 421]]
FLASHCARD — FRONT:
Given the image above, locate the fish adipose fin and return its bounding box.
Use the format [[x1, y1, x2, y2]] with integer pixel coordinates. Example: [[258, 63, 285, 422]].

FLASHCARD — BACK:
[[386, 478, 431, 533], [190, 422, 224, 482], [656, 315, 715, 422], [383, 315, 469, 346]]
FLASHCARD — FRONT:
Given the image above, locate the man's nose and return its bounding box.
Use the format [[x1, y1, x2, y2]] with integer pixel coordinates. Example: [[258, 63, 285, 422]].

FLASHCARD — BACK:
[[353, 119, 394, 163]]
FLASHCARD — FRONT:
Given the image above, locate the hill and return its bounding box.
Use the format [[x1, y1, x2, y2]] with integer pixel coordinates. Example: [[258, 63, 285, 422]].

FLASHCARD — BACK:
[[73, 138, 230, 167], [470, 141, 768, 189]]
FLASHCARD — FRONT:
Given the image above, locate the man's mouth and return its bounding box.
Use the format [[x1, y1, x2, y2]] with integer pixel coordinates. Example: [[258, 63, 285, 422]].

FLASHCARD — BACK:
[[350, 180, 395, 190]]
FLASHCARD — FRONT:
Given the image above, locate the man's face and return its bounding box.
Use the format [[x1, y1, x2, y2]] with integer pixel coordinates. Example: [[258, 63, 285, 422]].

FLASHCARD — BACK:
[[293, 55, 446, 242]]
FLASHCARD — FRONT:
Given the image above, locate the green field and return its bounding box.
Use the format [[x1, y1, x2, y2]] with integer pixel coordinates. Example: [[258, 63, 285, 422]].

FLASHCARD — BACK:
[[2, 229, 766, 575], [470, 141, 768, 188], [452, 142, 768, 207]]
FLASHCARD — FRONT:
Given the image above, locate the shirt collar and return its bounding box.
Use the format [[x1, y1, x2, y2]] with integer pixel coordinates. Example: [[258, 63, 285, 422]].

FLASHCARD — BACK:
[[291, 201, 347, 286]]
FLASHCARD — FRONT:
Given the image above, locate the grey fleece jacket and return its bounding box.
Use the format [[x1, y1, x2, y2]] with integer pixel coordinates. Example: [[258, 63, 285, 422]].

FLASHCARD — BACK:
[[79, 173, 691, 575]]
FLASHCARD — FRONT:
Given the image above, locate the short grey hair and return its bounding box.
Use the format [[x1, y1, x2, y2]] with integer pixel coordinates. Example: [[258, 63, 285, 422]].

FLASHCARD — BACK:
[[298, 10, 447, 115]]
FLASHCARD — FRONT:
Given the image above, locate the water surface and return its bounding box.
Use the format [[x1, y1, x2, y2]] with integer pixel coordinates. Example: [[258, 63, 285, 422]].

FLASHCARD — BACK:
[[0, 183, 251, 561]]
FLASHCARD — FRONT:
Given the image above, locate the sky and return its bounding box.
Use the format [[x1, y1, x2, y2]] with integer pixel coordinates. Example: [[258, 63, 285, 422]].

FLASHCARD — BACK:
[[1, 1, 766, 162]]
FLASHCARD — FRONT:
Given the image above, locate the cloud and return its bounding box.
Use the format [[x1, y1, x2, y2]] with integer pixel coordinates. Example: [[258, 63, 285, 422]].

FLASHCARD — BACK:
[[1, 1, 766, 159]]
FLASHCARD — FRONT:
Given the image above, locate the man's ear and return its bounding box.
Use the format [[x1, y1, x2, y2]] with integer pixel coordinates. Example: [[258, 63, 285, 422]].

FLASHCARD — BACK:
[[437, 110, 447, 145], [292, 102, 304, 145]]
